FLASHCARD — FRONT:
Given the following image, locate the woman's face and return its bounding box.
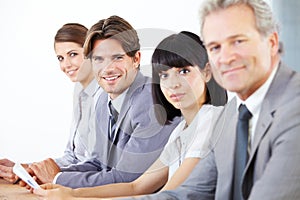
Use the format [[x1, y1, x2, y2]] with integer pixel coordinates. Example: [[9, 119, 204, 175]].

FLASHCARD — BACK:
[[159, 65, 210, 111], [55, 42, 94, 87]]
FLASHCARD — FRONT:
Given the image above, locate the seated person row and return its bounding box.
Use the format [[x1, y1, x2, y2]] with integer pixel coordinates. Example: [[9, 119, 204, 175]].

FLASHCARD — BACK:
[[32, 0, 300, 199], [25, 15, 180, 188], [33, 31, 227, 199], [119, 0, 300, 199]]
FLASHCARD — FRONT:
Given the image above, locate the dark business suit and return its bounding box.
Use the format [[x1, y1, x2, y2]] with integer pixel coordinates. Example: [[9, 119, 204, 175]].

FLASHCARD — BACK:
[[56, 71, 180, 188], [135, 63, 300, 199]]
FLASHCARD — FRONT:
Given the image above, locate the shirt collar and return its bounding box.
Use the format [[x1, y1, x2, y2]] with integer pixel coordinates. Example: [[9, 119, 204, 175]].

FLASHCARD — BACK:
[[236, 65, 278, 115], [108, 88, 128, 114], [83, 79, 100, 97]]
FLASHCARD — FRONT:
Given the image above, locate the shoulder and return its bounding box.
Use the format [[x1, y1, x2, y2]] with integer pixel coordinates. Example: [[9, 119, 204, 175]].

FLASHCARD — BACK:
[[196, 105, 225, 123], [127, 74, 153, 104], [263, 64, 300, 113]]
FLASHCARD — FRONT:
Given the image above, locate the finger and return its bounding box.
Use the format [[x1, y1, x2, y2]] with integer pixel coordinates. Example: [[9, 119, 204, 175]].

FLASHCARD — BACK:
[[33, 175, 42, 185], [27, 165, 36, 175], [3, 176, 16, 183], [33, 188, 47, 196], [40, 183, 53, 189], [0, 164, 12, 174], [0, 169, 16, 182], [21, 163, 29, 169], [29, 164, 41, 177], [25, 184, 31, 190], [19, 179, 27, 187], [0, 159, 14, 166]]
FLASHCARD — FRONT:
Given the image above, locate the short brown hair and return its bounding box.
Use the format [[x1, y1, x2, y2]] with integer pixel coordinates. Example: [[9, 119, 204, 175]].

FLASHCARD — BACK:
[[84, 15, 140, 59]]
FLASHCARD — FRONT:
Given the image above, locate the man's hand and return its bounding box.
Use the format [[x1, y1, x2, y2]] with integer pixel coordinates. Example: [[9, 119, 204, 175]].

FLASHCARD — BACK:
[[29, 158, 61, 184], [33, 183, 74, 200]]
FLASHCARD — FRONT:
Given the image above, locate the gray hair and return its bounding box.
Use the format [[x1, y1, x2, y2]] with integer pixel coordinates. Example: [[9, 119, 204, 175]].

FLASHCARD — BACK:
[[198, 0, 279, 40]]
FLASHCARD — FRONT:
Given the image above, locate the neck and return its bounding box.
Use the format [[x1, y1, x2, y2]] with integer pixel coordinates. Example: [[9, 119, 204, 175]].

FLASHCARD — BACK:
[[80, 73, 94, 89], [181, 103, 202, 126]]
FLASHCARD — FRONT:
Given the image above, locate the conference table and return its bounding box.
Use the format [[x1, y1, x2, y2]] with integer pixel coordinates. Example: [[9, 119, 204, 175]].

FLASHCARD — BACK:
[[0, 178, 39, 199]]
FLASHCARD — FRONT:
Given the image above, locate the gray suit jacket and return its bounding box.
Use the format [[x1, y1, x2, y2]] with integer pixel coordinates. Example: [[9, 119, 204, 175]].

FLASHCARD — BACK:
[[137, 63, 300, 199], [56, 71, 180, 188]]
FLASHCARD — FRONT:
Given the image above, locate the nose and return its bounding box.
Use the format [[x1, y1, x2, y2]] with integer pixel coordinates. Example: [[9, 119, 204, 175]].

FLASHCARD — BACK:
[[61, 57, 72, 69], [218, 45, 236, 65], [93, 58, 116, 74], [165, 73, 181, 90]]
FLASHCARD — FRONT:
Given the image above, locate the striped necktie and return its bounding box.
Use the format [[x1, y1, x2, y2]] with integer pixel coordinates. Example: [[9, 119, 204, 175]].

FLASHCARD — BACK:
[[108, 101, 118, 140]]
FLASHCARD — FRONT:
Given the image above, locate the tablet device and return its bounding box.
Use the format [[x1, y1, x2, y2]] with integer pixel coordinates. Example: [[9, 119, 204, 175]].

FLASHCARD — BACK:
[[13, 163, 40, 189]]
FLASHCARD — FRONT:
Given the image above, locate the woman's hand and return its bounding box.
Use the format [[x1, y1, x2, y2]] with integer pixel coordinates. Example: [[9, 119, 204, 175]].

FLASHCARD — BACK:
[[33, 183, 74, 200]]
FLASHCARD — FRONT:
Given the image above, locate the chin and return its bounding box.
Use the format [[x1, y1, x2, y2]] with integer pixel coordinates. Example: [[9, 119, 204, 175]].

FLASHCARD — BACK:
[[69, 77, 77, 82], [174, 103, 182, 109]]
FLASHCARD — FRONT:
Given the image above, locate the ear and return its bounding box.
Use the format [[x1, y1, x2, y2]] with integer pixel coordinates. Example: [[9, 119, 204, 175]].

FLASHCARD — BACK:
[[269, 32, 279, 56], [133, 51, 141, 69], [202, 62, 212, 83]]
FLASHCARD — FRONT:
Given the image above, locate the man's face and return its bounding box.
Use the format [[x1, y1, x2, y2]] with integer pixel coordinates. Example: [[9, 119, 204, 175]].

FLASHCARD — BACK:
[[91, 38, 140, 99], [203, 4, 278, 100]]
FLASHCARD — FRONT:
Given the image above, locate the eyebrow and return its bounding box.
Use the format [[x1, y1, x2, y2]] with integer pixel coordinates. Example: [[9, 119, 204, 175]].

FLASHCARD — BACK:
[[56, 49, 78, 58], [91, 53, 126, 60], [67, 49, 78, 54], [112, 53, 126, 58], [205, 34, 246, 47]]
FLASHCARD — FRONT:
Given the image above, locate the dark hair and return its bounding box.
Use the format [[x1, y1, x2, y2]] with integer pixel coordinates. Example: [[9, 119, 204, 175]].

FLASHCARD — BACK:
[[54, 23, 88, 47], [84, 15, 140, 59], [152, 31, 227, 125]]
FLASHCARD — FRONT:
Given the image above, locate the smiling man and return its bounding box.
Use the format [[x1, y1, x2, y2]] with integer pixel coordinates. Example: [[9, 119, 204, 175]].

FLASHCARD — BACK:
[[91, 37, 139, 100], [28, 15, 179, 188]]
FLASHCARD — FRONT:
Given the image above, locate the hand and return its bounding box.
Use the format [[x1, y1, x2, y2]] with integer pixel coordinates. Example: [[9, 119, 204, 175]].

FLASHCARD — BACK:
[[33, 183, 74, 200], [17, 166, 40, 191], [0, 158, 15, 183], [29, 158, 61, 184], [0, 159, 28, 183]]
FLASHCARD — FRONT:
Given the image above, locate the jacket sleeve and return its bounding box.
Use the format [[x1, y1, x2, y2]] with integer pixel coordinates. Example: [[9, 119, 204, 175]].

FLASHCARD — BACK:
[[55, 113, 179, 188], [55, 84, 180, 188], [55, 158, 141, 188]]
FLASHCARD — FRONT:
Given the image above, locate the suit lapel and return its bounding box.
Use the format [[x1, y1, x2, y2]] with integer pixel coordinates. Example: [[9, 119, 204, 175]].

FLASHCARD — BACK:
[[242, 63, 292, 197], [94, 91, 111, 162], [111, 71, 148, 144], [246, 63, 290, 168]]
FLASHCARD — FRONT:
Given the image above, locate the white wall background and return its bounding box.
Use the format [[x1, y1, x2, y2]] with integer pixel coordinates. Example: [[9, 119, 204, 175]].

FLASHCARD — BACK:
[[0, 0, 205, 163], [0, 0, 272, 163]]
